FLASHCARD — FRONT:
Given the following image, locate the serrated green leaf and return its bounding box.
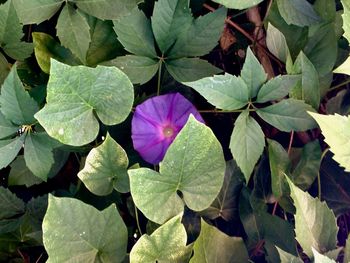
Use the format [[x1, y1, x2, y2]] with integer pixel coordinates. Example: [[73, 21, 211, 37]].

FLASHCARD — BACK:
[[24, 132, 55, 181], [190, 219, 248, 263], [32, 32, 79, 74], [0, 0, 33, 60], [74, 0, 141, 20], [130, 214, 192, 263], [129, 116, 226, 224], [212, 0, 263, 10], [165, 57, 221, 82], [0, 186, 25, 219], [43, 195, 127, 263], [78, 133, 129, 195], [313, 248, 337, 263], [151, 0, 192, 54], [267, 139, 290, 200], [12, 0, 64, 24], [167, 7, 226, 58], [0, 65, 38, 125], [256, 75, 300, 103], [0, 135, 25, 169], [276, 247, 304, 263], [287, 177, 338, 258], [241, 47, 267, 98], [0, 52, 10, 85], [276, 0, 322, 27], [257, 99, 316, 132], [309, 113, 350, 172], [0, 112, 18, 139], [266, 23, 290, 63], [184, 74, 249, 110], [56, 4, 91, 64], [113, 8, 157, 58], [34, 60, 134, 146], [8, 156, 43, 187], [107, 55, 159, 84], [230, 110, 265, 182]]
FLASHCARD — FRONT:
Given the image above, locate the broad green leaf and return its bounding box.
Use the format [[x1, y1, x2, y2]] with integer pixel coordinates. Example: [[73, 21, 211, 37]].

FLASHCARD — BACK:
[[165, 57, 221, 82], [8, 156, 43, 187], [74, 0, 141, 20], [256, 75, 300, 103], [230, 110, 265, 182], [276, 0, 321, 27], [43, 195, 128, 263], [266, 23, 290, 63], [113, 8, 157, 58], [0, 112, 18, 139], [0, 135, 25, 169], [167, 7, 226, 58], [129, 116, 226, 224], [334, 56, 350, 75], [309, 113, 350, 172], [241, 47, 267, 98], [291, 141, 321, 190], [289, 52, 320, 109], [287, 177, 338, 257], [257, 99, 316, 132], [130, 214, 192, 263], [345, 234, 350, 263], [201, 159, 244, 221], [313, 0, 336, 23], [0, 52, 10, 85], [212, 0, 263, 10], [151, 0, 192, 54], [24, 132, 55, 181], [276, 247, 303, 263], [78, 133, 129, 195], [0, 0, 33, 60], [190, 219, 249, 263], [184, 74, 249, 110], [0, 187, 25, 219], [0, 65, 38, 125], [34, 60, 134, 146], [267, 139, 290, 200], [107, 55, 159, 84], [32, 32, 79, 74], [13, 0, 64, 24], [56, 4, 91, 64], [313, 248, 336, 263]]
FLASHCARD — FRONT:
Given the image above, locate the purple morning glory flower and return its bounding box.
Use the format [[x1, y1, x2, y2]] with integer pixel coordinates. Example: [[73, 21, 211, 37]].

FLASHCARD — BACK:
[[131, 93, 204, 164]]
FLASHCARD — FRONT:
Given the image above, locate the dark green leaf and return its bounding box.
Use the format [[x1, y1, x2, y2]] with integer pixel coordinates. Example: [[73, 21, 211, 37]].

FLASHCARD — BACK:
[[43, 195, 128, 262], [8, 156, 43, 187], [0, 111, 18, 139], [0, 52, 10, 85], [0, 187, 25, 219], [0, 135, 25, 169], [165, 57, 221, 82]]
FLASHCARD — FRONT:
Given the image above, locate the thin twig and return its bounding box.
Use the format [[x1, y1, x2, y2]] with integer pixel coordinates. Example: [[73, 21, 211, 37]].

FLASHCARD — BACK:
[[327, 78, 350, 93]]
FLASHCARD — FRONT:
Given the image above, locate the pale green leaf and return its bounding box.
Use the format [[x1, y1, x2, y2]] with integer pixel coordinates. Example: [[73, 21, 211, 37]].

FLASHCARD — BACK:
[[266, 23, 290, 63], [43, 195, 128, 263], [78, 133, 129, 195], [0, 135, 25, 169], [0, 186, 25, 219], [113, 8, 157, 58], [256, 75, 300, 103], [130, 214, 192, 263], [0, 52, 10, 85], [184, 73, 249, 110], [0, 65, 38, 125], [308, 113, 350, 172], [287, 177, 338, 258], [74, 0, 141, 20], [257, 99, 317, 132], [35, 60, 134, 146], [345, 234, 350, 263], [190, 219, 248, 263], [0, 111, 18, 139], [56, 4, 91, 64], [107, 55, 159, 84], [230, 110, 265, 182], [241, 47, 267, 98], [313, 248, 337, 263], [32, 32, 79, 74], [165, 57, 221, 82], [151, 0, 192, 54], [212, 0, 263, 10], [342, 0, 350, 42], [167, 7, 226, 58], [24, 132, 55, 181], [129, 116, 226, 224], [276, 247, 303, 263], [8, 156, 43, 187], [334, 56, 350, 76], [13, 0, 63, 24], [276, 0, 322, 27]]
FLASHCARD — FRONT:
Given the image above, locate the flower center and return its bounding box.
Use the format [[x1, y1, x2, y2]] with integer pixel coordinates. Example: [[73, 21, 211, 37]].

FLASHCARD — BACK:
[[162, 126, 175, 138]]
